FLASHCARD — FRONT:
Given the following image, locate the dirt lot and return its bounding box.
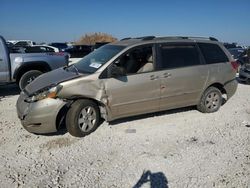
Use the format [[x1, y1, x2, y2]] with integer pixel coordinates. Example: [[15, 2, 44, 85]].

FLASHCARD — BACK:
[[0, 83, 249, 188]]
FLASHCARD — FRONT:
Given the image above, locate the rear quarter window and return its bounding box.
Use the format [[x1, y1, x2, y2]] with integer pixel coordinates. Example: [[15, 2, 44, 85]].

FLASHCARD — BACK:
[[198, 43, 229, 64]]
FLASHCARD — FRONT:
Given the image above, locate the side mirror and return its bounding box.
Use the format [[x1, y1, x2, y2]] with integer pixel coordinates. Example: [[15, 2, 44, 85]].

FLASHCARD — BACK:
[[110, 64, 126, 77]]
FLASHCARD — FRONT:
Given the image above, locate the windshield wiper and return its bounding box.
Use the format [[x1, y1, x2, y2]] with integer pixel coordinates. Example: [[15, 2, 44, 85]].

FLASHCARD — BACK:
[[71, 64, 79, 74]]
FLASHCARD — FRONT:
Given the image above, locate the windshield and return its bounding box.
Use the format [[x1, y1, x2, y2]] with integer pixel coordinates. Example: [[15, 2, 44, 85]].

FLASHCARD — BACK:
[[74, 45, 125, 74]]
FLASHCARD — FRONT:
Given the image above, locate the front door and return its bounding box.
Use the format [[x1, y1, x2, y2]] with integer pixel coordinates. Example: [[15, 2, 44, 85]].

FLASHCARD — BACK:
[[102, 44, 161, 119]]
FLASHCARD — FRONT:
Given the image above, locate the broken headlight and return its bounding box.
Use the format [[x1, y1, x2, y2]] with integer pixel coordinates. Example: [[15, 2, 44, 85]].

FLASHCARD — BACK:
[[25, 85, 63, 102]]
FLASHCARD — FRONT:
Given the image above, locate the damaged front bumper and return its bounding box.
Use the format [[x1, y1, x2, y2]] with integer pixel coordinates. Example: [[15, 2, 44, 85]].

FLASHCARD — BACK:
[[16, 91, 67, 134]]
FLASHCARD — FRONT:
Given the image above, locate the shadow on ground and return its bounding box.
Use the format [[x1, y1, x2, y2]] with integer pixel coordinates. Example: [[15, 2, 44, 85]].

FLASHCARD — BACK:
[[38, 128, 68, 136], [110, 106, 196, 126], [133, 170, 168, 188], [0, 84, 20, 98]]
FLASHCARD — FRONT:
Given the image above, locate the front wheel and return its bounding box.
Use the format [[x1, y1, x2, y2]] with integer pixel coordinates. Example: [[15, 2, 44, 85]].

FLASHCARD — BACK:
[[66, 99, 101, 137], [197, 86, 222, 113], [18, 70, 43, 90]]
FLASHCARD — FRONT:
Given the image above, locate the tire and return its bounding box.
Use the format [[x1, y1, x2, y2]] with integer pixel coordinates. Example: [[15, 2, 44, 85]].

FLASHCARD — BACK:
[[66, 99, 101, 137], [18, 70, 43, 90], [197, 86, 222, 113]]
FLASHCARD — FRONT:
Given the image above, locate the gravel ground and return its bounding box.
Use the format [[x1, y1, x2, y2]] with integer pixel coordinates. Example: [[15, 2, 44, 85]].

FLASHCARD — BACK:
[[0, 82, 249, 188]]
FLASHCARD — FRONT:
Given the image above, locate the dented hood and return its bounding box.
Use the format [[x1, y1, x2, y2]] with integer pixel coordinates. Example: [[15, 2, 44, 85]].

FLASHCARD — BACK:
[[24, 67, 81, 95]]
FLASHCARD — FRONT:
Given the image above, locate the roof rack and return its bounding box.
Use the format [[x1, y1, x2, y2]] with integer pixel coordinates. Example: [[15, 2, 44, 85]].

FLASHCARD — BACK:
[[183, 36, 218, 41], [120, 37, 132, 41], [156, 36, 218, 41], [120, 36, 218, 42], [120, 36, 156, 41], [135, 36, 156, 40]]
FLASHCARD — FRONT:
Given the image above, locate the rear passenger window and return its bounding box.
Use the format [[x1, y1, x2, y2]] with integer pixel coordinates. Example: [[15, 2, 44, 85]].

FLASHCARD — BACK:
[[159, 44, 200, 69], [198, 43, 228, 64]]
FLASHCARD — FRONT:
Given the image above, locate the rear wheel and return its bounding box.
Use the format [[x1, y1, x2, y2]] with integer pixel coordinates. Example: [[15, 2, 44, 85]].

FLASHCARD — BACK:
[[66, 99, 101, 137], [197, 86, 222, 113], [18, 70, 43, 90]]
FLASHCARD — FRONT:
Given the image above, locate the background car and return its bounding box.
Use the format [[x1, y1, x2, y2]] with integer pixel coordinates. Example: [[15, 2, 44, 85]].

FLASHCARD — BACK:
[[11, 40, 35, 47], [64, 45, 92, 58], [224, 43, 237, 49], [25, 45, 59, 53], [0, 35, 69, 89], [49, 42, 68, 51], [228, 48, 247, 65], [92, 42, 109, 50]]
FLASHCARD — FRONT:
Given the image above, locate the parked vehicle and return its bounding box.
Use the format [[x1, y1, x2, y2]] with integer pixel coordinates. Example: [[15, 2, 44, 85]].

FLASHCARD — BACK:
[[6, 41, 14, 48], [7, 40, 37, 53], [8, 45, 59, 53], [11, 40, 35, 47], [224, 43, 237, 49], [228, 48, 245, 59], [239, 64, 250, 84], [64, 45, 92, 58], [27, 45, 59, 52], [49, 43, 68, 51], [228, 48, 248, 74], [92, 42, 109, 50], [239, 49, 250, 83], [0, 36, 68, 89], [16, 36, 238, 137]]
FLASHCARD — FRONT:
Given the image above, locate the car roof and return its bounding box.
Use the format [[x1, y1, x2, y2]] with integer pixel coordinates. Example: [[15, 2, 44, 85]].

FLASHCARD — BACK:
[[112, 36, 221, 47]]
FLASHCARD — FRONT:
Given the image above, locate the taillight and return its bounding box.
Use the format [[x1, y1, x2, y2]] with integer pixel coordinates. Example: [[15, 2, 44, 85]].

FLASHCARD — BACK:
[[230, 61, 239, 71]]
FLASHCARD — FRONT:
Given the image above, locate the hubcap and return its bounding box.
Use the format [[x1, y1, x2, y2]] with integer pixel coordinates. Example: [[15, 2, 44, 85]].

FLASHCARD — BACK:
[[27, 76, 37, 84], [78, 106, 96, 132], [205, 92, 220, 110]]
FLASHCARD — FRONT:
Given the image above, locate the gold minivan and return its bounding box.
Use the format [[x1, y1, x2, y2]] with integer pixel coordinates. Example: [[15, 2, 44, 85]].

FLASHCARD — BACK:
[[17, 36, 238, 137]]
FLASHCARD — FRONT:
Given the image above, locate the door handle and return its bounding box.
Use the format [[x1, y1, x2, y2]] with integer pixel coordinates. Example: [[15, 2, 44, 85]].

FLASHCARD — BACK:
[[150, 75, 159, 80], [0, 58, 3, 61], [163, 72, 171, 78]]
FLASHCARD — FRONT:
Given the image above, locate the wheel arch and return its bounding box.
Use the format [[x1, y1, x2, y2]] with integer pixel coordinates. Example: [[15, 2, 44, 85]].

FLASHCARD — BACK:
[[207, 82, 227, 95], [56, 96, 109, 130], [14, 61, 51, 82]]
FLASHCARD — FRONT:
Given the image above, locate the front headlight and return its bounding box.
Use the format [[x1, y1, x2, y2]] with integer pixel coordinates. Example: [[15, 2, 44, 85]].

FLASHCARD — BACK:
[[25, 85, 63, 102]]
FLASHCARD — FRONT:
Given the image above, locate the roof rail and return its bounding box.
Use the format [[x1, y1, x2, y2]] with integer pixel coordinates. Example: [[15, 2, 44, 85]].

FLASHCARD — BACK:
[[183, 36, 218, 41], [120, 37, 131, 41], [120, 36, 218, 42], [208, 37, 218, 41], [135, 36, 156, 40], [156, 36, 218, 41], [121, 36, 156, 41]]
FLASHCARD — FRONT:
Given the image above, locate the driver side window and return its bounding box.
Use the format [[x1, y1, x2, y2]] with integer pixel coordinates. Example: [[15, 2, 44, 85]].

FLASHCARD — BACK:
[[105, 45, 154, 78], [117, 45, 154, 75]]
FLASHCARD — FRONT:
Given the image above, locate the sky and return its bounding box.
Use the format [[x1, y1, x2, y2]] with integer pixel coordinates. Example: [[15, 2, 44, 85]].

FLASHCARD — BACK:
[[1, 0, 250, 45]]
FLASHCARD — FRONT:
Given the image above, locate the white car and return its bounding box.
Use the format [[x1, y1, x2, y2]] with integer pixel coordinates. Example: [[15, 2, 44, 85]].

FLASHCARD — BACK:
[[8, 40, 35, 47], [32, 45, 59, 52]]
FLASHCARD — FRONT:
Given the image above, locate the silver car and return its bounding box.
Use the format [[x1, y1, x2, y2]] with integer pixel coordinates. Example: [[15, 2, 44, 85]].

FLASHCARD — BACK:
[[16, 36, 238, 137]]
